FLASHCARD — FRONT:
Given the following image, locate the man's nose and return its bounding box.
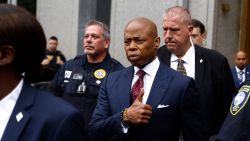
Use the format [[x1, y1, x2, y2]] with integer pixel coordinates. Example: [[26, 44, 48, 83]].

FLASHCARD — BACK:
[[128, 41, 137, 50], [164, 30, 172, 40]]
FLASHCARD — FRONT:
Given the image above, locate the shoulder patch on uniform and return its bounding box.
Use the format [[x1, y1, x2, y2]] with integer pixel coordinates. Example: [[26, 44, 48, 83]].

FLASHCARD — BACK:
[[94, 69, 106, 79], [230, 85, 250, 115]]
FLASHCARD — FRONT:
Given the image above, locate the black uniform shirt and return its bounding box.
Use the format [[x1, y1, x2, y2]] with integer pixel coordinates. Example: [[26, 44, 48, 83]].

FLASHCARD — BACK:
[[213, 79, 250, 141], [51, 54, 124, 129]]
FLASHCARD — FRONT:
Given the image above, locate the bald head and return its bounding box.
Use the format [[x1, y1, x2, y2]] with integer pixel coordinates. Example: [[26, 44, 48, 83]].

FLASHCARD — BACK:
[[124, 17, 160, 67], [234, 50, 248, 70], [163, 6, 192, 26], [125, 17, 158, 38]]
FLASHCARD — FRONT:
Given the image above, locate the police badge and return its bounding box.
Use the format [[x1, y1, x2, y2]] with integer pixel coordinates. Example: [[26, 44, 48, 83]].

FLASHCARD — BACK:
[[230, 85, 250, 115]]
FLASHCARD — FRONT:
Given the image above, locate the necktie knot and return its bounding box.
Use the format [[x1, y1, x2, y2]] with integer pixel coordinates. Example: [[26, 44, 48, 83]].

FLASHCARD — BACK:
[[136, 69, 145, 78], [239, 70, 244, 75], [178, 59, 185, 64]]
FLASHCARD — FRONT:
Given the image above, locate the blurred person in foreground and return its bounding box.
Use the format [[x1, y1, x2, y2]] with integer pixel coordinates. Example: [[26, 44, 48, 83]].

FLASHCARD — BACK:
[[157, 6, 235, 140], [89, 17, 203, 141], [211, 78, 250, 141], [0, 4, 88, 141]]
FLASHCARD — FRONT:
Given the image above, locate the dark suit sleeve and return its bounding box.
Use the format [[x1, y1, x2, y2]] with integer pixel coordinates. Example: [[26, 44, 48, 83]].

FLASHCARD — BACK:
[[222, 58, 236, 106], [217, 57, 236, 125], [52, 110, 89, 141], [89, 76, 125, 141], [181, 79, 205, 141]]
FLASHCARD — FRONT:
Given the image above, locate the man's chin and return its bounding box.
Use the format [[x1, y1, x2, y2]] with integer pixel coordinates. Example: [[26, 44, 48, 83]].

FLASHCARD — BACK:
[[166, 45, 176, 52], [84, 50, 95, 55]]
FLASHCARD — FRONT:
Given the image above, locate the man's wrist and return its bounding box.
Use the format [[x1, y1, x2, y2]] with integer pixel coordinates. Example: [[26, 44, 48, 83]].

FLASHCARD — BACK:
[[121, 108, 129, 127]]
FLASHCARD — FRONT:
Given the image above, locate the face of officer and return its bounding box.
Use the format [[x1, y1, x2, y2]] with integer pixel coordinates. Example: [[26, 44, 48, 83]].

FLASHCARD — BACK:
[[124, 17, 160, 68], [48, 39, 58, 52], [235, 51, 248, 70], [83, 25, 110, 62], [163, 7, 193, 58]]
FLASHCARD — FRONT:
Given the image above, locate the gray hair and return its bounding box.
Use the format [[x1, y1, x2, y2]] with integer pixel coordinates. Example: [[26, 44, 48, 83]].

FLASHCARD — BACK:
[[84, 20, 110, 40], [163, 6, 192, 25]]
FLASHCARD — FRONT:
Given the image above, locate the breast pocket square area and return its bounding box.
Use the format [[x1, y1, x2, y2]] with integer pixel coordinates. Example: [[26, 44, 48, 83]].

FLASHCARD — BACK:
[[157, 104, 169, 109]]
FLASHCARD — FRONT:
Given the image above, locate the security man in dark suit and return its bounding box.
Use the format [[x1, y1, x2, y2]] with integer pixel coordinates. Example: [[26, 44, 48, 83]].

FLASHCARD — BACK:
[[157, 6, 236, 140], [0, 4, 88, 141], [51, 20, 124, 131], [211, 79, 250, 141]]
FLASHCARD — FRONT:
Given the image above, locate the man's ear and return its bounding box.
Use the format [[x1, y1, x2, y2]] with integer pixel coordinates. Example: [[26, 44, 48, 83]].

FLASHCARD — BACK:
[[104, 39, 110, 49], [154, 37, 161, 49], [0, 45, 15, 66], [188, 25, 194, 35]]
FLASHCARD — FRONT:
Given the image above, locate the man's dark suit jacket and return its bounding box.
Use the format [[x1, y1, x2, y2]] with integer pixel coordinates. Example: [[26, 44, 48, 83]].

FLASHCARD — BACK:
[[231, 66, 250, 89], [89, 62, 204, 141], [157, 45, 236, 140], [1, 81, 88, 141]]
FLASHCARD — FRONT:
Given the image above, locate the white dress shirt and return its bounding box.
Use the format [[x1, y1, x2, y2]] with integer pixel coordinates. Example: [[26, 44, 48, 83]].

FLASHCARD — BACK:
[[235, 67, 246, 82], [170, 41, 195, 79], [132, 57, 160, 104], [0, 79, 23, 140], [122, 58, 160, 133]]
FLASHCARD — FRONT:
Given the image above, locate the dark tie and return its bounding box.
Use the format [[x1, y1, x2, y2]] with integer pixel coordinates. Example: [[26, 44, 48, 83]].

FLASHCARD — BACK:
[[131, 69, 145, 102], [238, 70, 244, 84], [177, 59, 187, 75]]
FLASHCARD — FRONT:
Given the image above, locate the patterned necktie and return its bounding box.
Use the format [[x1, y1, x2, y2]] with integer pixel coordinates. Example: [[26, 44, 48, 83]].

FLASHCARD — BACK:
[[177, 59, 187, 75], [238, 70, 244, 84], [131, 69, 145, 102]]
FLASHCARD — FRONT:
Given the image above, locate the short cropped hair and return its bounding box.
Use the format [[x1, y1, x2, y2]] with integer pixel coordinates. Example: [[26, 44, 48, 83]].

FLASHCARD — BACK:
[[84, 20, 110, 40], [0, 4, 46, 82], [49, 36, 58, 41], [163, 6, 192, 25], [191, 19, 205, 34]]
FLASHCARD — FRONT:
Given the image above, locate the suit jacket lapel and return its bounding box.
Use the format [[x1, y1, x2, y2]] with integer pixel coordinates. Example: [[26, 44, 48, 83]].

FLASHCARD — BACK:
[[194, 46, 206, 84], [1, 82, 33, 141], [245, 67, 250, 80], [118, 67, 134, 108], [146, 64, 173, 109]]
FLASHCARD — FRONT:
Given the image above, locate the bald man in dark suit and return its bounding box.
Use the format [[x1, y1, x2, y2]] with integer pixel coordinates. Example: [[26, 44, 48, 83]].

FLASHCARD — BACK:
[[89, 17, 204, 141]]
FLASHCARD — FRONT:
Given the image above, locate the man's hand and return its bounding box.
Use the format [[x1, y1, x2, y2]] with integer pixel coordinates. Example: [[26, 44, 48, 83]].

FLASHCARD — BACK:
[[126, 89, 152, 124], [41, 59, 50, 65]]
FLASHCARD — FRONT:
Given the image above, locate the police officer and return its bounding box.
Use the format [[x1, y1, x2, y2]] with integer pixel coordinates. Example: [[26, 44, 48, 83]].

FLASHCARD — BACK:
[[211, 79, 250, 141], [51, 20, 124, 130]]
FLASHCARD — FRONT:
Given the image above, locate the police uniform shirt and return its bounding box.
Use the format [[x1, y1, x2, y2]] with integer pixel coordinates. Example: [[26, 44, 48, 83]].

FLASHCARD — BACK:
[[214, 80, 250, 141], [51, 53, 124, 130]]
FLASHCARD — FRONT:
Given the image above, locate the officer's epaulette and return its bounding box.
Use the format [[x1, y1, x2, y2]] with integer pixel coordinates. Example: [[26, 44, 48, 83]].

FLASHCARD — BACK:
[[230, 85, 250, 115], [73, 55, 83, 60], [111, 58, 121, 64]]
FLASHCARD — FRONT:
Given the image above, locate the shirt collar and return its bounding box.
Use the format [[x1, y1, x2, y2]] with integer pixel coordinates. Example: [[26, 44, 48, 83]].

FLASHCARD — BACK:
[[235, 66, 246, 73], [134, 57, 160, 77], [0, 79, 23, 103]]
